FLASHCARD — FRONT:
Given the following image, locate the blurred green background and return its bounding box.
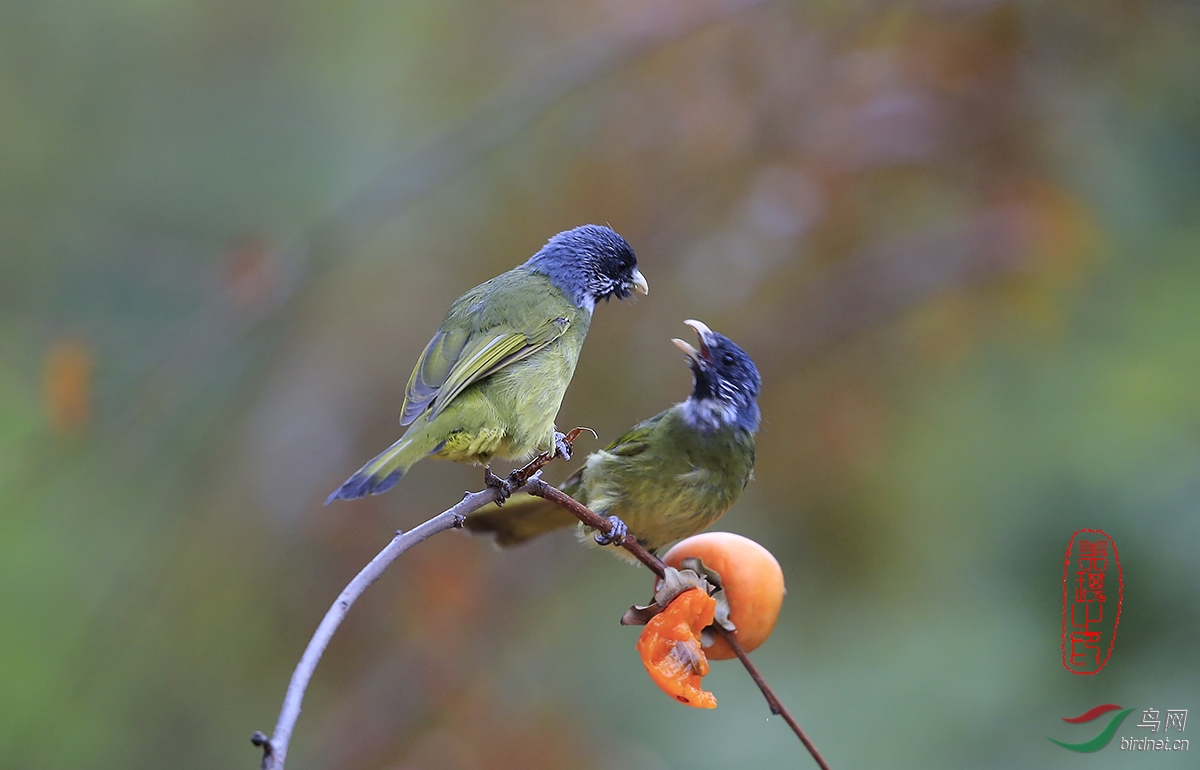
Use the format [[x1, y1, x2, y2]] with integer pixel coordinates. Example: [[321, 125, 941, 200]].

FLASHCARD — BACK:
[[3, 0, 1198, 767]]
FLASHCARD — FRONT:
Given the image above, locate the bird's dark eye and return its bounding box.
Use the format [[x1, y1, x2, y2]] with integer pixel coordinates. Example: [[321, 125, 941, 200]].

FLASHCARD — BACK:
[[722, 352, 736, 366]]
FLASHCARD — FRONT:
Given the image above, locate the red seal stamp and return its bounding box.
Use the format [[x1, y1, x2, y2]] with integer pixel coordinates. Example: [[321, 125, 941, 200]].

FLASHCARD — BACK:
[[1062, 529, 1122, 674]]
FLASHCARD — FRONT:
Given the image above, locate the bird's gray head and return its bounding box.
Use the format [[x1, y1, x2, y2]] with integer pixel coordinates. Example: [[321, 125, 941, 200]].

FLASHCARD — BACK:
[[672, 320, 761, 433], [525, 225, 648, 313]]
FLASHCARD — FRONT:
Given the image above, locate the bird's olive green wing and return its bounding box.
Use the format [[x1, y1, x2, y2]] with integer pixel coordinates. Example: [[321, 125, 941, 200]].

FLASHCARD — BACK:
[[597, 412, 663, 457], [401, 326, 468, 424], [401, 315, 571, 425]]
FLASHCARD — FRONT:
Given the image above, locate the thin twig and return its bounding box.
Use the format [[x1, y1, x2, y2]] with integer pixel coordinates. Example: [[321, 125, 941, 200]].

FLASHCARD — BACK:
[[715, 626, 832, 770], [525, 479, 665, 577], [525, 477, 830, 769], [251, 456, 561, 770], [252, 493, 488, 770], [254, 446, 827, 769]]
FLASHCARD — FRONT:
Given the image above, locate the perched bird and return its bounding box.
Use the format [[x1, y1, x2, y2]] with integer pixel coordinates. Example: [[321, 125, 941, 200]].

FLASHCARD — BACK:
[[326, 225, 648, 503], [466, 320, 761, 555]]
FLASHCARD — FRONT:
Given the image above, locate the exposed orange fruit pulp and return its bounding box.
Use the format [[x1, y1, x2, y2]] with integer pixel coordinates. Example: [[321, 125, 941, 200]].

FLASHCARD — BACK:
[[636, 588, 718, 709]]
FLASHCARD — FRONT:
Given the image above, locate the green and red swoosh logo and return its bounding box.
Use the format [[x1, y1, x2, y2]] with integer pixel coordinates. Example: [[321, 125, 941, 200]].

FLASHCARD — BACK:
[[1048, 704, 1135, 752]]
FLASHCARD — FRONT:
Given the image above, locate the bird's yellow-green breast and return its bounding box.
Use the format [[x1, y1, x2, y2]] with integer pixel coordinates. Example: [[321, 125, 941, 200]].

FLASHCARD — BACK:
[[568, 408, 756, 552], [417, 268, 593, 465]]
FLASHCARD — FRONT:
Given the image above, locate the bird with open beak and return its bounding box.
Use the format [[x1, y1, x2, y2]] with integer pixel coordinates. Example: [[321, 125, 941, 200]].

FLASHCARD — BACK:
[[467, 319, 761, 557]]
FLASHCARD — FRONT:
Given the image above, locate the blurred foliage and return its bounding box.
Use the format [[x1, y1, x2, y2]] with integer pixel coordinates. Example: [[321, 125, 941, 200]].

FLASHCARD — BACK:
[[2, 0, 1199, 768]]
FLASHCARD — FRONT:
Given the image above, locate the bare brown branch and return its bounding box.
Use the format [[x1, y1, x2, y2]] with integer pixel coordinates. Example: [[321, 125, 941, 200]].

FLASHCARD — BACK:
[[254, 439, 829, 770], [254, 501, 475, 770], [715, 626, 832, 770], [525, 478, 666, 577]]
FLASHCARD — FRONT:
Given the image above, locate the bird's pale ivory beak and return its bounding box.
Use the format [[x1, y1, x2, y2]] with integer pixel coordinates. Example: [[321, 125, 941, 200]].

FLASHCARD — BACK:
[[671, 337, 701, 362], [672, 319, 713, 363], [631, 268, 649, 296], [683, 318, 712, 338], [683, 319, 713, 358]]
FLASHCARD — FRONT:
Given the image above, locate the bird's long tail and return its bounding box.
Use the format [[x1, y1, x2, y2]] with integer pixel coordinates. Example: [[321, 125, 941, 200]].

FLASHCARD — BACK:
[[325, 435, 421, 503], [465, 494, 578, 546]]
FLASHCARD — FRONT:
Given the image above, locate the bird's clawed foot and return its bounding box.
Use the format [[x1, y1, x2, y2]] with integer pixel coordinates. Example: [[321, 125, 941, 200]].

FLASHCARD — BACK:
[[553, 431, 572, 461], [554, 426, 597, 462], [594, 515, 629, 546], [484, 466, 514, 504]]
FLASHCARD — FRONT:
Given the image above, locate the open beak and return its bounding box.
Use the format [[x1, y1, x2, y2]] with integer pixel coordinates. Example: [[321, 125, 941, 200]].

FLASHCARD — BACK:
[[630, 268, 649, 296], [671, 318, 713, 365]]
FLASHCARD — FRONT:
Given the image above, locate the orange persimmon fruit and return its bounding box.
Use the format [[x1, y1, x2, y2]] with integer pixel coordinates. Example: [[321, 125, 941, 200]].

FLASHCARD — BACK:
[[636, 587, 718, 708], [661, 532, 785, 660]]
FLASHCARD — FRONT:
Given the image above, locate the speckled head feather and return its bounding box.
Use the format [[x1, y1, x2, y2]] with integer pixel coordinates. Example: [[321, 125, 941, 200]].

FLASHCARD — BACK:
[[673, 319, 761, 434], [525, 224, 646, 313]]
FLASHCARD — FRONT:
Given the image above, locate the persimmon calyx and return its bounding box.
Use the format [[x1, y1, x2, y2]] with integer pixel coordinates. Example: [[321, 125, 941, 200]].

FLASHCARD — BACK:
[[621, 560, 736, 641]]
